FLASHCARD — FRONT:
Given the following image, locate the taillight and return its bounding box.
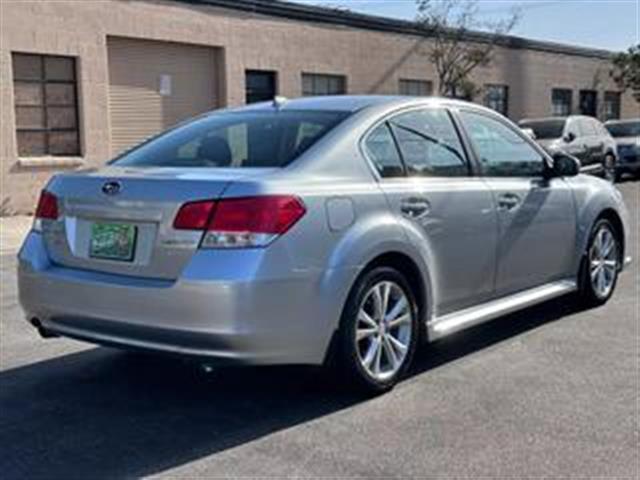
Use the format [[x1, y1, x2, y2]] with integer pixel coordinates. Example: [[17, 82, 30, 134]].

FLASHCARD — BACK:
[[173, 196, 306, 249], [173, 200, 216, 230], [35, 191, 59, 220]]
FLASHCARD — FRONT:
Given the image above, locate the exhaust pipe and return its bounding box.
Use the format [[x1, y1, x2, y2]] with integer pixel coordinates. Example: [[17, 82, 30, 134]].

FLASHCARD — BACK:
[[30, 318, 59, 339]]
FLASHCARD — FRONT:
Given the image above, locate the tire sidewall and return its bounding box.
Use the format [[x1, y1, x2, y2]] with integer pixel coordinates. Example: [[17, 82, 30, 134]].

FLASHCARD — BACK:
[[338, 266, 420, 393]]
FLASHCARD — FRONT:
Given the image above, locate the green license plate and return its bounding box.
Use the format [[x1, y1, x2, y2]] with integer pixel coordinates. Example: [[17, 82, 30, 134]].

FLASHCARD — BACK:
[[89, 222, 137, 262]]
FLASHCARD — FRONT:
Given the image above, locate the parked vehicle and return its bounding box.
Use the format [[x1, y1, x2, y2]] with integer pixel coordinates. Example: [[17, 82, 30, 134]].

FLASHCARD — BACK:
[[605, 119, 640, 181], [518, 116, 618, 182], [18, 96, 631, 393]]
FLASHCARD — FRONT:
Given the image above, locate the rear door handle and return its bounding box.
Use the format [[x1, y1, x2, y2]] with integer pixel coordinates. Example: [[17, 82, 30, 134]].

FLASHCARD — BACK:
[[497, 193, 521, 211], [400, 197, 431, 219]]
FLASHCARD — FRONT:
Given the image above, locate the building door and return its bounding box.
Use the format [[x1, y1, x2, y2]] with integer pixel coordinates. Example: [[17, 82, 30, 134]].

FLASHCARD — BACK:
[[107, 37, 219, 156], [579, 90, 598, 117], [245, 70, 277, 104]]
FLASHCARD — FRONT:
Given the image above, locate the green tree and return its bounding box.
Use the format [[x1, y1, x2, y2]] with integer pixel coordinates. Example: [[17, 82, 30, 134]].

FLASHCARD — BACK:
[[416, 0, 520, 98], [611, 44, 640, 103]]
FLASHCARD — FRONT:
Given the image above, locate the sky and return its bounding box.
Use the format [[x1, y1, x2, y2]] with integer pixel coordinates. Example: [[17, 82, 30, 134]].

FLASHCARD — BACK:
[[289, 0, 640, 52]]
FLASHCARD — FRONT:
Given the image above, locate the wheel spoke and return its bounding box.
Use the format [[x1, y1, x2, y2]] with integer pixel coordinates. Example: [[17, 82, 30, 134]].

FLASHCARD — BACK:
[[372, 285, 384, 321], [357, 327, 377, 341], [388, 313, 411, 329], [382, 335, 399, 370], [386, 296, 408, 322], [602, 234, 615, 257], [373, 339, 383, 374], [387, 334, 408, 355], [598, 268, 607, 293], [381, 282, 391, 318], [590, 264, 602, 281], [358, 310, 377, 328], [362, 337, 380, 369]]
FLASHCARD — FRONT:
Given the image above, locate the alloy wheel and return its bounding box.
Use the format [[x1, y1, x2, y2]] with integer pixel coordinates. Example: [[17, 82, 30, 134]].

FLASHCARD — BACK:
[[355, 281, 413, 382], [589, 225, 619, 299]]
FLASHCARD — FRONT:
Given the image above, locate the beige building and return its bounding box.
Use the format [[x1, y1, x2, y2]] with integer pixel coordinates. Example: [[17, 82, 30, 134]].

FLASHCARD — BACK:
[[1, 0, 636, 214]]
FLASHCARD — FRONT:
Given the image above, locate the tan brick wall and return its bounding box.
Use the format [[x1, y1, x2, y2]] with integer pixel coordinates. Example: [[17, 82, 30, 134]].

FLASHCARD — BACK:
[[0, 0, 635, 213]]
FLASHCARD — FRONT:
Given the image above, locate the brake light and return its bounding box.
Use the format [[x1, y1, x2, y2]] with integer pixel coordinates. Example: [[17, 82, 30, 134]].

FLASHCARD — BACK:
[[173, 200, 216, 230], [174, 196, 306, 248], [35, 191, 59, 220]]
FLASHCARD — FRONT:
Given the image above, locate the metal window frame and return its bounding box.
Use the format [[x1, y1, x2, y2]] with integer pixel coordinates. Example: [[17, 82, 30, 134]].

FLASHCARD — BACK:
[[551, 88, 573, 116], [12, 52, 81, 157], [301, 72, 347, 96], [484, 84, 509, 117]]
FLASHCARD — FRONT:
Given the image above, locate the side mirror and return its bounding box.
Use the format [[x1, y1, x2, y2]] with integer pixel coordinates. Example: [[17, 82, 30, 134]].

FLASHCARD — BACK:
[[563, 132, 576, 143], [550, 152, 581, 177]]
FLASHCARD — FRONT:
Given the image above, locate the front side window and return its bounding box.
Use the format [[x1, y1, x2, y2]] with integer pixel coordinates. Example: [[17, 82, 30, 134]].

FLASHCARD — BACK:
[[302, 73, 346, 97], [12, 53, 80, 157], [389, 108, 469, 177], [364, 123, 405, 178], [552, 89, 573, 116], [460, 110, 546, 177], [113, 110, 348, 168], [484, 84, 509, 116]]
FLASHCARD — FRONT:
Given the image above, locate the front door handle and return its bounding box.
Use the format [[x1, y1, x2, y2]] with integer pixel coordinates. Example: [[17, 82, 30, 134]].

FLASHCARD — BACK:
[[497, 193, 521, 211], [400, 197, 431, 219]]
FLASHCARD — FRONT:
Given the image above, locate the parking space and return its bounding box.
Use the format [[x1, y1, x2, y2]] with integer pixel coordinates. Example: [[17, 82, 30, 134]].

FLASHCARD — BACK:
[[0, 181, 637, 479]]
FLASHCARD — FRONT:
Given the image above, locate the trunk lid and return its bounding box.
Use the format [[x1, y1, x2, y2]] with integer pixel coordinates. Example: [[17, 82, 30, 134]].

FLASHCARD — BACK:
[[42, 166, 275, 279]]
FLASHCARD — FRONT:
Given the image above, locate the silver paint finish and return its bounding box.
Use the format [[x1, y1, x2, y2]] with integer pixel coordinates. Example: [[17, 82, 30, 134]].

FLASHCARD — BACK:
[[18, 96, 631, 366]]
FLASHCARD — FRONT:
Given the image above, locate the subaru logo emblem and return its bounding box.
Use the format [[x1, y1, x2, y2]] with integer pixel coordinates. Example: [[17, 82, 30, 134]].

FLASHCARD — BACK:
[[102, 181, 122, 196]]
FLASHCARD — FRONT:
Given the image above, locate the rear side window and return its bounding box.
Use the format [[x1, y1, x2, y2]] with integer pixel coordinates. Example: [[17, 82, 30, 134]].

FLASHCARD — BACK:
[[364, 123, 405, 178], [389, 108, 469, 177], [112, 110, 349, 168]]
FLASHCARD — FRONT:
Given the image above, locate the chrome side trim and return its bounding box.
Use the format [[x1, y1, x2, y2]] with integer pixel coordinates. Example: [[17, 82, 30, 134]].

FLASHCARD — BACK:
[[428, 280, 578, 340]]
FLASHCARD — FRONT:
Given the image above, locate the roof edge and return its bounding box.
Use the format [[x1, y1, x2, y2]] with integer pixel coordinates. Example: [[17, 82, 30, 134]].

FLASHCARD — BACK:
[[181, 0, 614, 60]]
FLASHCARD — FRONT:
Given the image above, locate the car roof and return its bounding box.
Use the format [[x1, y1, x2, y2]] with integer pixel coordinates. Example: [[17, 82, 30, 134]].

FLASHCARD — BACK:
[[228, 95, 492, 114]]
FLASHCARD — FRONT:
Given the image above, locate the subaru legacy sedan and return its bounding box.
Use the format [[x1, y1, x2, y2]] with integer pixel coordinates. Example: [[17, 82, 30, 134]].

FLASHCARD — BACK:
[[18, 96, 631, 393]]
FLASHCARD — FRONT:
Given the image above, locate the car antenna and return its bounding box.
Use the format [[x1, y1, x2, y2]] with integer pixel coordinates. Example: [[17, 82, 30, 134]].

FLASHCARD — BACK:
[[273, 96, 288, 110]]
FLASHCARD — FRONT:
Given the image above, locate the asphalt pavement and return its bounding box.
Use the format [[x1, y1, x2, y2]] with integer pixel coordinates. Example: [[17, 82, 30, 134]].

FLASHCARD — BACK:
[[0, 180, 638, 479]]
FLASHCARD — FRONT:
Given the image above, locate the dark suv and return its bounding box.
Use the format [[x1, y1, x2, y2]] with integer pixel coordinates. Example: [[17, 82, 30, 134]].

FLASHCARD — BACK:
[[605, 119, 640, 181], [519, 116, 618, 182]]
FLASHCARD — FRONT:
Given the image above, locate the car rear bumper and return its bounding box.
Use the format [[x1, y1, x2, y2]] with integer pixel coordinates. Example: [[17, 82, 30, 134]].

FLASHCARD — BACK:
[[18, 232, 351, 365]]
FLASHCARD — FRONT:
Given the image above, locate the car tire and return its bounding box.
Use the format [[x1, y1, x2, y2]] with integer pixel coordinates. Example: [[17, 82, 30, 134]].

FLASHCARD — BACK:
[[331, 266, 420, 394], [614, 170, 623, 183], [577, 218, 621, 307], [603, 154, 617, 183]]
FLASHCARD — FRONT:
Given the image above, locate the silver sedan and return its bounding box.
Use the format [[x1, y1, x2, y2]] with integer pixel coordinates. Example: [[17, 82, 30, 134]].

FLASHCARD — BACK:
[[18, 96, 631, 393]]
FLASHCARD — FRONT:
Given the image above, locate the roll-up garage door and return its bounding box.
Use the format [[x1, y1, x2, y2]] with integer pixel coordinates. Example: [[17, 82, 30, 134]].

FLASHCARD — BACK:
[[107, 36, 219, 156]]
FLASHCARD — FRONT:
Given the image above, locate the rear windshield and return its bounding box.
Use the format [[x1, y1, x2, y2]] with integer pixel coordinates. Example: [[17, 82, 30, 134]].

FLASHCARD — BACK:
[[519, 119, 566, 140], [605, 121, 640, 138], [112, 110, 349, 168]]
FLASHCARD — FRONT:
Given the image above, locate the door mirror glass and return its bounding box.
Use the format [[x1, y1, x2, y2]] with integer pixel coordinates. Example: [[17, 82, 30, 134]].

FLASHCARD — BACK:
[[563, 131, 576, 143], [552, 152, 581, 177]]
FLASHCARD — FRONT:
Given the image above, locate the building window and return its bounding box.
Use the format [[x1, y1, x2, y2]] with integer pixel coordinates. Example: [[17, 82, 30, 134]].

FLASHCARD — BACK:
[[484, 84, 509, 116], [399, 79, 433, 97], [302, 73, 346, 96], [579, 90, 598, 117], [551, 89, 572, 116], [12, 53, 80, 157], [245, 70, 277, 104], [603, 91, 621, 121]]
